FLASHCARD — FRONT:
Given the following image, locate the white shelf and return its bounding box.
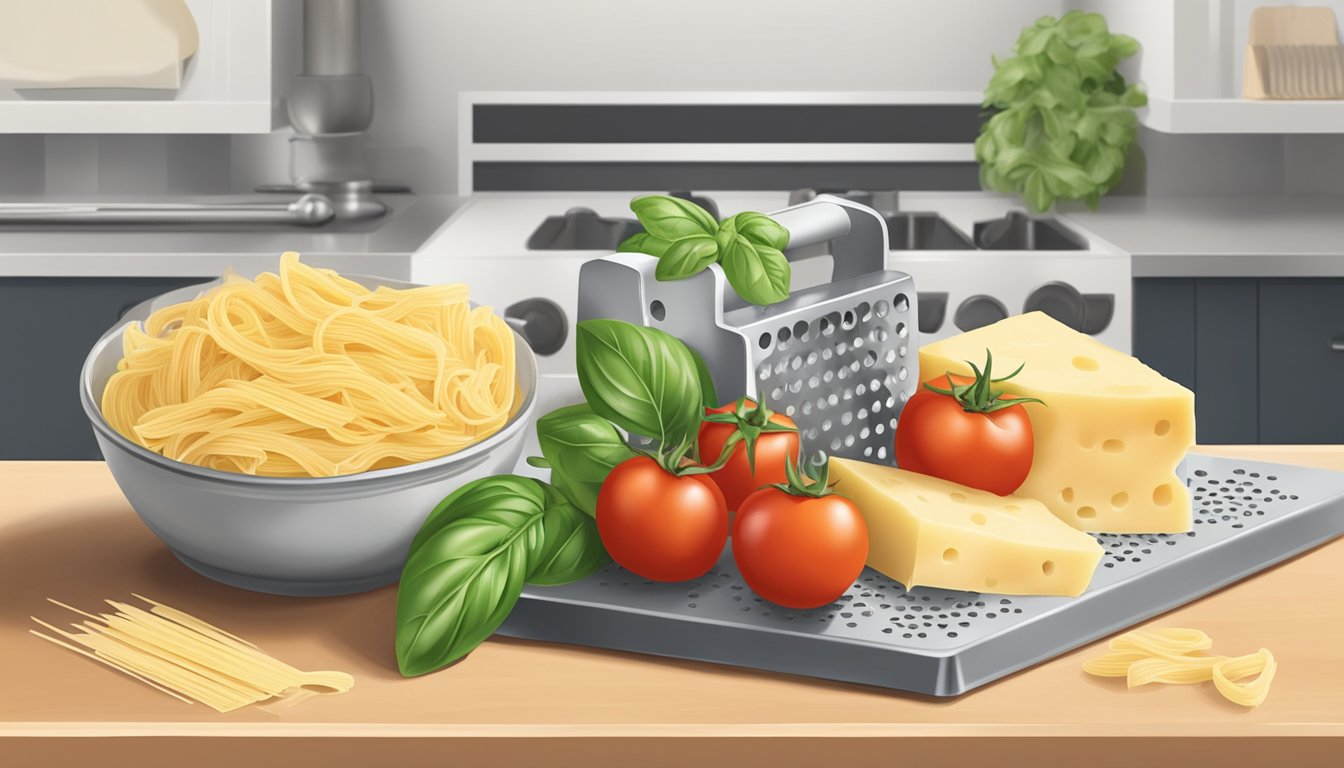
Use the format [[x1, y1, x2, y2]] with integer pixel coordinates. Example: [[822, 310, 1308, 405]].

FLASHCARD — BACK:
[[1142, 96, 1344, 133], [0, 0, 275, 134], [0, 100, 273, 134]]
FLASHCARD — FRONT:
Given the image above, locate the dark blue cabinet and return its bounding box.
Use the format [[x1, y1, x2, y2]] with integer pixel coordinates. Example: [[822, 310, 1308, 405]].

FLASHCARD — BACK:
[[1135, 277, 1344, 445], [0, 277, 207, 459], [1259, 280, 1344, 444]]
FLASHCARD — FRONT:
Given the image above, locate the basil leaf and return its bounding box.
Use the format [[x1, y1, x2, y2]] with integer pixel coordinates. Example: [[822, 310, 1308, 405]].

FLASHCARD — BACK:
[[576, 319, 703, 450], [721, 236, 791, 306], [1024, 169, 1053, 213], [395, 476, 546, 677], [616, 232, 672, 257], [536, 403, 636, 516], [528, 488, 610, 585], [630, 195, 718, 241], [732, 211, 790, 252], [654, 234, 719, 281], [714, 214, 738, 255], [687, 344, 719, 409]]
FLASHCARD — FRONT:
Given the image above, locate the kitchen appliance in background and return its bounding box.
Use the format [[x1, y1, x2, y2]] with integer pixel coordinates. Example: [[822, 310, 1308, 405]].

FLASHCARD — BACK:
[[526, 191, 719, 250], [416, 190, 784, 379], [787, 188, 1122, 343], [579, 196, 919, 465], [413, 94, 1133, 400]]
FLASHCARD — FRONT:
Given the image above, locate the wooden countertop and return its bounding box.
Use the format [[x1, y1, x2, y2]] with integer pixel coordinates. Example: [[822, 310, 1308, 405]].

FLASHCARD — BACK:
[[3, 447, 1342, 767]]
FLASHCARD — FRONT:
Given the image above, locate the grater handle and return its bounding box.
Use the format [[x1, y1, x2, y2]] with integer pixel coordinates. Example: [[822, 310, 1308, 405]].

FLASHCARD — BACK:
[[770, 198, 888, 282], [770, 202, 851, 251]]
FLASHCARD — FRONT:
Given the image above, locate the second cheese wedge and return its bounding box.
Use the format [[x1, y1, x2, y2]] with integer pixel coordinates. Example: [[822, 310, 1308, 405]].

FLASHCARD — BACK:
[[919, 312, 1195, 533], [831, 458, 1103, 596]]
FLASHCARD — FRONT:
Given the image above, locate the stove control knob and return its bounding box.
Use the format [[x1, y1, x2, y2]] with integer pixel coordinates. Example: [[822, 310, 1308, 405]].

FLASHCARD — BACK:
[[1023, 282, 1086, 331], [953, 295, 1009, 332], [1023, 281, 1119, 334], [917, 292, 948, 334], [1080, 293, 1114, 335], [504, 298, 568, 356]]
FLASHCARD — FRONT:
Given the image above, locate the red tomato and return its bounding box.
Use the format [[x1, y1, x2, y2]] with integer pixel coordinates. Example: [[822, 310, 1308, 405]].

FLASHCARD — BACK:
[[894, 374, 1035, 495], [732, 488, 868, 609], [596, 455, 728, 582], [697, 399, 800, 512]]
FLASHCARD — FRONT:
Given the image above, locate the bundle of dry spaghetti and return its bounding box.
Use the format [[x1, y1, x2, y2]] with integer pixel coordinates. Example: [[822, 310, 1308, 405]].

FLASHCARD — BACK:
[[101, 252, 516, 477], [31, 595, 353, 713], [1083, 627, 1276, 707]]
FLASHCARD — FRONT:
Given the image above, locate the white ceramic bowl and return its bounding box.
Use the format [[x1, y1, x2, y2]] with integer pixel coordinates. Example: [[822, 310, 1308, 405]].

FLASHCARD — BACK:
[[79, 276, 538, 596]]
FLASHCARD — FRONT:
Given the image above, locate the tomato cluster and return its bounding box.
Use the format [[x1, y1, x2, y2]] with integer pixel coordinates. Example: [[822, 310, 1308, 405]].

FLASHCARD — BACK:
[[595, 398, 868, 609]]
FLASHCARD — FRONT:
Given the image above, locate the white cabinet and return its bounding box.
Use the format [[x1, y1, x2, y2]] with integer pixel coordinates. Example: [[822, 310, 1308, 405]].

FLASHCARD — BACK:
[[0, 0, 279, 134], [1080, 0, 1344, 134]]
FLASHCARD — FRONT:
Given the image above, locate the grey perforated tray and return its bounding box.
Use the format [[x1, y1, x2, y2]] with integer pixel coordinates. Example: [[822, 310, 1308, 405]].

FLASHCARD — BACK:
[[497, 454, 1344, 696]]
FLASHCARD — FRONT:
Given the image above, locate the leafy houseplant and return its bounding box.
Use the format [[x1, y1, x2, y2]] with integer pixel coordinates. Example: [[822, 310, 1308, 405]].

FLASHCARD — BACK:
[[976, 11, 1147, 212]]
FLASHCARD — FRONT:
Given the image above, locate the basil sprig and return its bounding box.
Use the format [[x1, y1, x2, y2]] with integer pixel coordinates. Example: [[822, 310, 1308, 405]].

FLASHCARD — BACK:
[[617, 195, 792, 306], [397, 320, 738, 677], [396, 475, 607, 677]]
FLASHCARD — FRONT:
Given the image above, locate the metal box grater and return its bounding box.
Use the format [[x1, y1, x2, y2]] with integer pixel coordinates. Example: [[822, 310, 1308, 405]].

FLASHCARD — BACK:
[[499, 454, 1344, 696], [576, 196, 918, 464]]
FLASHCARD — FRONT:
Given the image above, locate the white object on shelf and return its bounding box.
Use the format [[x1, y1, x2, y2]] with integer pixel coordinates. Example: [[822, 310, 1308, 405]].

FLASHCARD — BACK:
[[0, 0, 199, 91], [1242, 6, 1344, 99], [0, 0, 274, 134]]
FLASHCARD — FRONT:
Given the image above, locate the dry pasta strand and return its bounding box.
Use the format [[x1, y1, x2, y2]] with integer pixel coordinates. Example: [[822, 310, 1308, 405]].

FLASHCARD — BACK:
[[102, 252, 516, 477], [31, 596, 354, 713], [1084, 627, 1276, 708]]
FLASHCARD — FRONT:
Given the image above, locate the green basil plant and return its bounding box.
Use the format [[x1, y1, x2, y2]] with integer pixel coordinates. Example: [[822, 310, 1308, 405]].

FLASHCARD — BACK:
[[976, 11, 1147, 212]]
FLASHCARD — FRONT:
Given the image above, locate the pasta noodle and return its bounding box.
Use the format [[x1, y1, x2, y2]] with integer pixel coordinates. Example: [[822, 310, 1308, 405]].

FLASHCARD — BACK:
[[30, 595, 353, 713], [1213, 649, 1277, 708], [1083, 627, 1277, 707], [101, 252, 516, 477]]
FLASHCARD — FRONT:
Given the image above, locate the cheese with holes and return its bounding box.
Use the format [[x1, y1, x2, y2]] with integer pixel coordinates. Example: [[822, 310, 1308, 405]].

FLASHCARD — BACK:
[[919, 312, 1194, 533], [830, 458, 1103, 596]]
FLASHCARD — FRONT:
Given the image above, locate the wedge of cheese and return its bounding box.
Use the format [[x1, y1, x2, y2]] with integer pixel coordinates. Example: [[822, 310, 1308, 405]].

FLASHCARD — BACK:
[[919, 312, 1194, 533], [830, 458, 1103, 596]]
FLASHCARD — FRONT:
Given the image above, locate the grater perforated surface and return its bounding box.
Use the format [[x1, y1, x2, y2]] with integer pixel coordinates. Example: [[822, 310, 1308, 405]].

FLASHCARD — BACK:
[[751, 290, 914, 465], [498, 454, 1344, 696]]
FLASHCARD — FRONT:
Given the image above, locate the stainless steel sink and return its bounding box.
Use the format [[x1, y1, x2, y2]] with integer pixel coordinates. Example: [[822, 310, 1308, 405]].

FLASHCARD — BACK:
[[973, 211, 1087, 250], [884, 212, 974, 250]]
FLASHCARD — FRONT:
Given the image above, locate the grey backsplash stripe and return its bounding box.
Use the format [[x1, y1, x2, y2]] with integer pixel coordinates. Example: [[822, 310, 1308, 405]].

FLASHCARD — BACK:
[[473, 162, 982, 192], [474, 104, 984, 144]]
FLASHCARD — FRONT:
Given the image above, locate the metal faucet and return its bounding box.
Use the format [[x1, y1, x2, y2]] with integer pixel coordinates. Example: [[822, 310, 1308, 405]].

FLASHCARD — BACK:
[[278, 0, 390, 220]]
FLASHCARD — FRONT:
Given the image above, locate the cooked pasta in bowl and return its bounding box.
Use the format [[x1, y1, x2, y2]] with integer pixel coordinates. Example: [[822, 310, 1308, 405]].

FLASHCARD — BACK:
[[79, 254, 538, 596]]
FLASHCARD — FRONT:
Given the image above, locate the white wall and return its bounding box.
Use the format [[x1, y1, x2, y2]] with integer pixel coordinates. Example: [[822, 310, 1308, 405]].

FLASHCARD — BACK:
[[0, 0, 1339, 198], [1069, 0, 1176, 97], [357, 0, 1067, 193]]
